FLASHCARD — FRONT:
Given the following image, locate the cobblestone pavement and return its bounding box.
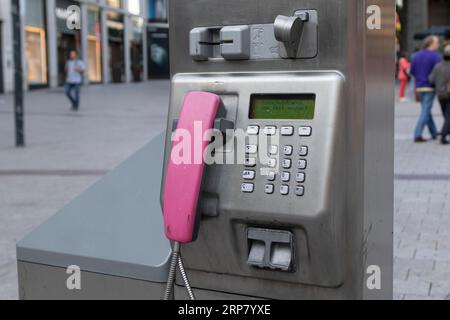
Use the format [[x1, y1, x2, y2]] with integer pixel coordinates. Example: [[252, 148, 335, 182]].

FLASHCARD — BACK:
[[394, 92, 450, 300], [0, 82, 169, 300], [0, 82, 449, 300]]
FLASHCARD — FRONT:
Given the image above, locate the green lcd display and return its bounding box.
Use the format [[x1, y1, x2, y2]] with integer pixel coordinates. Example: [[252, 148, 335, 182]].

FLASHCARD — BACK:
[[249, 94, 316, 120]]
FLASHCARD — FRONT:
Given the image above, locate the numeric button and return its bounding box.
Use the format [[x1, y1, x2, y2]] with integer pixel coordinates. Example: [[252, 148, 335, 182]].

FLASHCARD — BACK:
[[298, 159, 307, 170], [296, 172, 306, 183], [245, 145, 258, 154], [266, 171, 276, 181], [267, 158, 277, 168], [282, 159, 292, 169], [283, 145, 293, 156], [281, 126, 294, 136], [281, 172, 291, 182], [295, 186, 305, 197], [299, 146, 309, 157], [269, 145, 278, 155], [265, 184, 274, 194], [280, 185, 289, 195], [243, 170, 256, 180]]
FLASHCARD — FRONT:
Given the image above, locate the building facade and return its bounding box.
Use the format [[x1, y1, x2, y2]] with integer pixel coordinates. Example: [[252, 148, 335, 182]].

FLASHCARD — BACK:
[[0, 0, 169, 93], [397, 0, 450, 54]]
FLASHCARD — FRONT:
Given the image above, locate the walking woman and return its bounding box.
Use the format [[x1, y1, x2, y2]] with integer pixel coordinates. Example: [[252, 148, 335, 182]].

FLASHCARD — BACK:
[[398, 52, 411, 102], [430, 45, 450, 145]]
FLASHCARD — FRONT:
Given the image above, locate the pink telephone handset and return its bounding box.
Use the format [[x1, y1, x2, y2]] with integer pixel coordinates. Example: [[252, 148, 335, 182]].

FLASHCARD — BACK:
[[163, 91, 221, 244]]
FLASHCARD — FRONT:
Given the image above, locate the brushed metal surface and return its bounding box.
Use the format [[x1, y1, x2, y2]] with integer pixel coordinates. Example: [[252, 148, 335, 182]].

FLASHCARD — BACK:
[[163, 0, 394, 300]]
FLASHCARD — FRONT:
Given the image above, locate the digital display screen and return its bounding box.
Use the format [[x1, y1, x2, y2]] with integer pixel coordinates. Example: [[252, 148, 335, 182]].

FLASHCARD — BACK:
[[249, 94, 316, 120]]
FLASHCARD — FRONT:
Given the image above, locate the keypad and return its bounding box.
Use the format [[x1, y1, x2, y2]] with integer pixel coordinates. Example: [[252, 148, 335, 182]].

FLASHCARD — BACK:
[[241, 125, 311, 197]]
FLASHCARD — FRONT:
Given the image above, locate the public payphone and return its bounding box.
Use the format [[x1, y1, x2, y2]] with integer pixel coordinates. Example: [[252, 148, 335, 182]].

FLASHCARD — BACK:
[[161, 0, 395, 300]]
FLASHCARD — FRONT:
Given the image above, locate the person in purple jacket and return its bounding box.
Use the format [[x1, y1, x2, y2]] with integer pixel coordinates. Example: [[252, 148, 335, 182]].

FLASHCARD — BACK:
[[411, 35, 442, 143]]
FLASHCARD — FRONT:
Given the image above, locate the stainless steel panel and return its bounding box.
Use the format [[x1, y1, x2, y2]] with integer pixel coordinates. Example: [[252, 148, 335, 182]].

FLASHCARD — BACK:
[[164, 0, 395, 300]]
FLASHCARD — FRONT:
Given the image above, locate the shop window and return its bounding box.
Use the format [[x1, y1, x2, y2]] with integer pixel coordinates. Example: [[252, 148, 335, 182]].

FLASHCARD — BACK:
[[87, 8, 102, 82], [106, 0, 122, 9], [25, 0, 48, 86], [148, 0, 167, 22], [25, 26, 48, 85]]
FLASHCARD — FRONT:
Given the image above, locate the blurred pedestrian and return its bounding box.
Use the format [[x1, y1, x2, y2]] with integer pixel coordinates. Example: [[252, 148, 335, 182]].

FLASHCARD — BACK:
[[64, 50, 85, 111], [398, 52, 411, 102], [429, 45, 450, 145], [411, 35, 442, 143]]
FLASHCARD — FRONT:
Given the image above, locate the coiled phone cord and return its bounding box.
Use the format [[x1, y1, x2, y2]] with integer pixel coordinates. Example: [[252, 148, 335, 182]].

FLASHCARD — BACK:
[[163, 241, 196, 300]]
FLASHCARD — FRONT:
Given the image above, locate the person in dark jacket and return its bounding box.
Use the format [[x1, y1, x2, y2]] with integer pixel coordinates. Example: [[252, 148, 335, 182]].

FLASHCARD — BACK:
[[410, 36, 442, 143], [430, 45, 450, 145]]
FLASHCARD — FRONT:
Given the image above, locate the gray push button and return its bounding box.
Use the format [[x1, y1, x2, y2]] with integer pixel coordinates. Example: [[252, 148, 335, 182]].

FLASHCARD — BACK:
[[247, 228, 293, 272], [220, 25, 250, 60], [265, 184, 274, 194], [281, 126, 294, 136], [283, 145, 293, 156], [243, 170, 256, 180], [267, 158, 277, 168], [247, 125, 260, 135], [269, 145, 279, 155], [263, 126, 277, 136], [281, 172, 291, 182], [245, 158, 257, 167], [241, 183, 254, 193], [265, 171, 276, 181], [295, 186, 305, 196], [296, 172, 306, 183], [298, 159, 307, 170], [280, 185, 289, 195], [299, 146, 309, 156], [246, 145, 258, 154], [299, 126, 312, 136], [282, 159, 292, 169]]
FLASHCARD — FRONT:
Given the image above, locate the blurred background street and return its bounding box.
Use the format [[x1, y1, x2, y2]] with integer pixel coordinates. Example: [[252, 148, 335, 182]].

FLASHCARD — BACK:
[[0, 0, 449, 301], [0, 82, 449, 299]]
